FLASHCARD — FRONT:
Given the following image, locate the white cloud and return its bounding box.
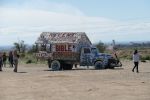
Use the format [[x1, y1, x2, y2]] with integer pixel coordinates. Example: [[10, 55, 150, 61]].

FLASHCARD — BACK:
[[0, 0, 150, 45]]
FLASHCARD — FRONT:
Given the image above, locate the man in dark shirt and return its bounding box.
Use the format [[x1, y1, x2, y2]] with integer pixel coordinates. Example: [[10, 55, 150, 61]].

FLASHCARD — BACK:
[[0, 52, 3, 71]]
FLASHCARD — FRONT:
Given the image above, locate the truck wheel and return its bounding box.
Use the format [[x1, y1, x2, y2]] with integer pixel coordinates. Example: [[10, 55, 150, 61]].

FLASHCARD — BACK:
[[94, 61, 104, 70], [108, 63, 114, 69], [51, 60, 61, 71]]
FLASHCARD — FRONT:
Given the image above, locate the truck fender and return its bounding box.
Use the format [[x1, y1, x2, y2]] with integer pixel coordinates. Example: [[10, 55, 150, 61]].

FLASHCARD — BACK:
[[94, 60, 105, 69], [94, 59, 102, 65]]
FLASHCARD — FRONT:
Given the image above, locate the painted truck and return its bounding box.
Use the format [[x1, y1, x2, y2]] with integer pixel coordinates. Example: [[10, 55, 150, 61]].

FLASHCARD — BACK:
[[35, 32, 121, 71]]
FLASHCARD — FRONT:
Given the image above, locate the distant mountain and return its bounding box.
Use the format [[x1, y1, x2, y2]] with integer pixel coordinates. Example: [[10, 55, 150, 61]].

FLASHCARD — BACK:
[[0, 45, 33, 52], [0, 45, 13, 51]]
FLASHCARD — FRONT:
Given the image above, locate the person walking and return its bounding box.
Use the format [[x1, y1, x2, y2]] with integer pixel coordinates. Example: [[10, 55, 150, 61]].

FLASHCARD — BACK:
[[2, 52, 7, 67], [0, 52, 3, 71], [8, 51, 14, 67], [132, 50, 140, 73], [13, 50, 19, 72]]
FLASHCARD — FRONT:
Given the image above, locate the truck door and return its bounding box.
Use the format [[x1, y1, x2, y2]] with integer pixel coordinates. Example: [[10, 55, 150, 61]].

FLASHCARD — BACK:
[[80, 47, 92, 66]]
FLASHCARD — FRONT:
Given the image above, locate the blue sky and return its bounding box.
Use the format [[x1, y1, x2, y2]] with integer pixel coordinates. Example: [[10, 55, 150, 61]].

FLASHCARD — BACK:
[[0, 0, 150, 46]]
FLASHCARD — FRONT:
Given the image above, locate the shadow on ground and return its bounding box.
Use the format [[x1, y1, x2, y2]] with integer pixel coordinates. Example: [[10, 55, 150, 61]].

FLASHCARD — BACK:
[[16, 72, 28, 73], [43, 67, 124, 71]]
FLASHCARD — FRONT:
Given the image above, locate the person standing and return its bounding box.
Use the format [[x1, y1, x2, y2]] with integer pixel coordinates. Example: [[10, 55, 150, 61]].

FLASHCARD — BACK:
[[0, 52, 3, 71], [13, 50, 19, 72], [132, 50, 140, 73], [8, 51, 14, 67], [2, 52, 7, 67]]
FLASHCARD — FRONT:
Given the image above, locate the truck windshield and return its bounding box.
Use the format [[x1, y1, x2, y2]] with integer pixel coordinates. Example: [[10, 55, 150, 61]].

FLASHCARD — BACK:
[[91, 48, 98, 55]]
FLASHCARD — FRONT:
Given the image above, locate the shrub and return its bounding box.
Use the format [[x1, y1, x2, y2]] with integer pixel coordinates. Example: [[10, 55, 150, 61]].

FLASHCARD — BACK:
[[145, 55, 150, 60], [20, 53, 25, 58], [141, 55, 150, 60], [141, 60, 146, 62], [26, 59, 32, 64]]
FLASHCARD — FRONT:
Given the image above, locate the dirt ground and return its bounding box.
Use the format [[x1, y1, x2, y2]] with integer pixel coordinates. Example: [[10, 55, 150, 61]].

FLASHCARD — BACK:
[[0, 60, 150, 100]]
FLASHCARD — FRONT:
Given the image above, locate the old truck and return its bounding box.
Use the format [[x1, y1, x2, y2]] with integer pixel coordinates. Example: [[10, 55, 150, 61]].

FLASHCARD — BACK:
[[35, 32, 122, 71]]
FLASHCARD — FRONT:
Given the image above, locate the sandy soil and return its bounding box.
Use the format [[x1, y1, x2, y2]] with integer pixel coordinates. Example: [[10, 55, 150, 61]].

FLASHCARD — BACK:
[[0, 60, 150, 100]]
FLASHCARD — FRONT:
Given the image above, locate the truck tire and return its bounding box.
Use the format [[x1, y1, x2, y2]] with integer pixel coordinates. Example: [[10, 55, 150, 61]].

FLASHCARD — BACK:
[[108, 63, 115, 69], [94, 61, 104, 70], [51, 60, 61, 71], [108, 59, 115, 69], [62, 63, 73, 70]]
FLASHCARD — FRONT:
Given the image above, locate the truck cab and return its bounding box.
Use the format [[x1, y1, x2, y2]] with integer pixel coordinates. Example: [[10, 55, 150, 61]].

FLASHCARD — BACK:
[[80, 46, 122, 69], [80, 46, 104, 69]]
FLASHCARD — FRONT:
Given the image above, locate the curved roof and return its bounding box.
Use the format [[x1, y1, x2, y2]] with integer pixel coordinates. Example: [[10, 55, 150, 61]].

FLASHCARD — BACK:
[[35, 32, 92, 45]]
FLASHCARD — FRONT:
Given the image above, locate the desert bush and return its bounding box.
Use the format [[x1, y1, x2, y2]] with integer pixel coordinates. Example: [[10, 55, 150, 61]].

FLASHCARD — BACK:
[[20, 53, 25, 58], [145, 55, 150, 60], [141, 60, 146, 62], [26, 59, 33, 64], [141, 55, 150, 60]]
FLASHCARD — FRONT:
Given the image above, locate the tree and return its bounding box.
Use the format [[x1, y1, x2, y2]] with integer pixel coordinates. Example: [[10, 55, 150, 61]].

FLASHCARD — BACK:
[[96, 41, 106, 53], [28, 44, 38, 53], [20, 40, 26, 53], [14, 42, 21, 52], [13, 40, 26, 53]]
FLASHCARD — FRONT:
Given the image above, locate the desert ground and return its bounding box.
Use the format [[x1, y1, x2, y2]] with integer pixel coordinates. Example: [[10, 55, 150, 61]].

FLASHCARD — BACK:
[[0, 60, 150, 100]]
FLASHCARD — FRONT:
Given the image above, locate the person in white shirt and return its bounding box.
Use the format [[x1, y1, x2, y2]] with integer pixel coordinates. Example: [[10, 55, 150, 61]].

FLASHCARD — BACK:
[[132, 50, 140, 73]]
